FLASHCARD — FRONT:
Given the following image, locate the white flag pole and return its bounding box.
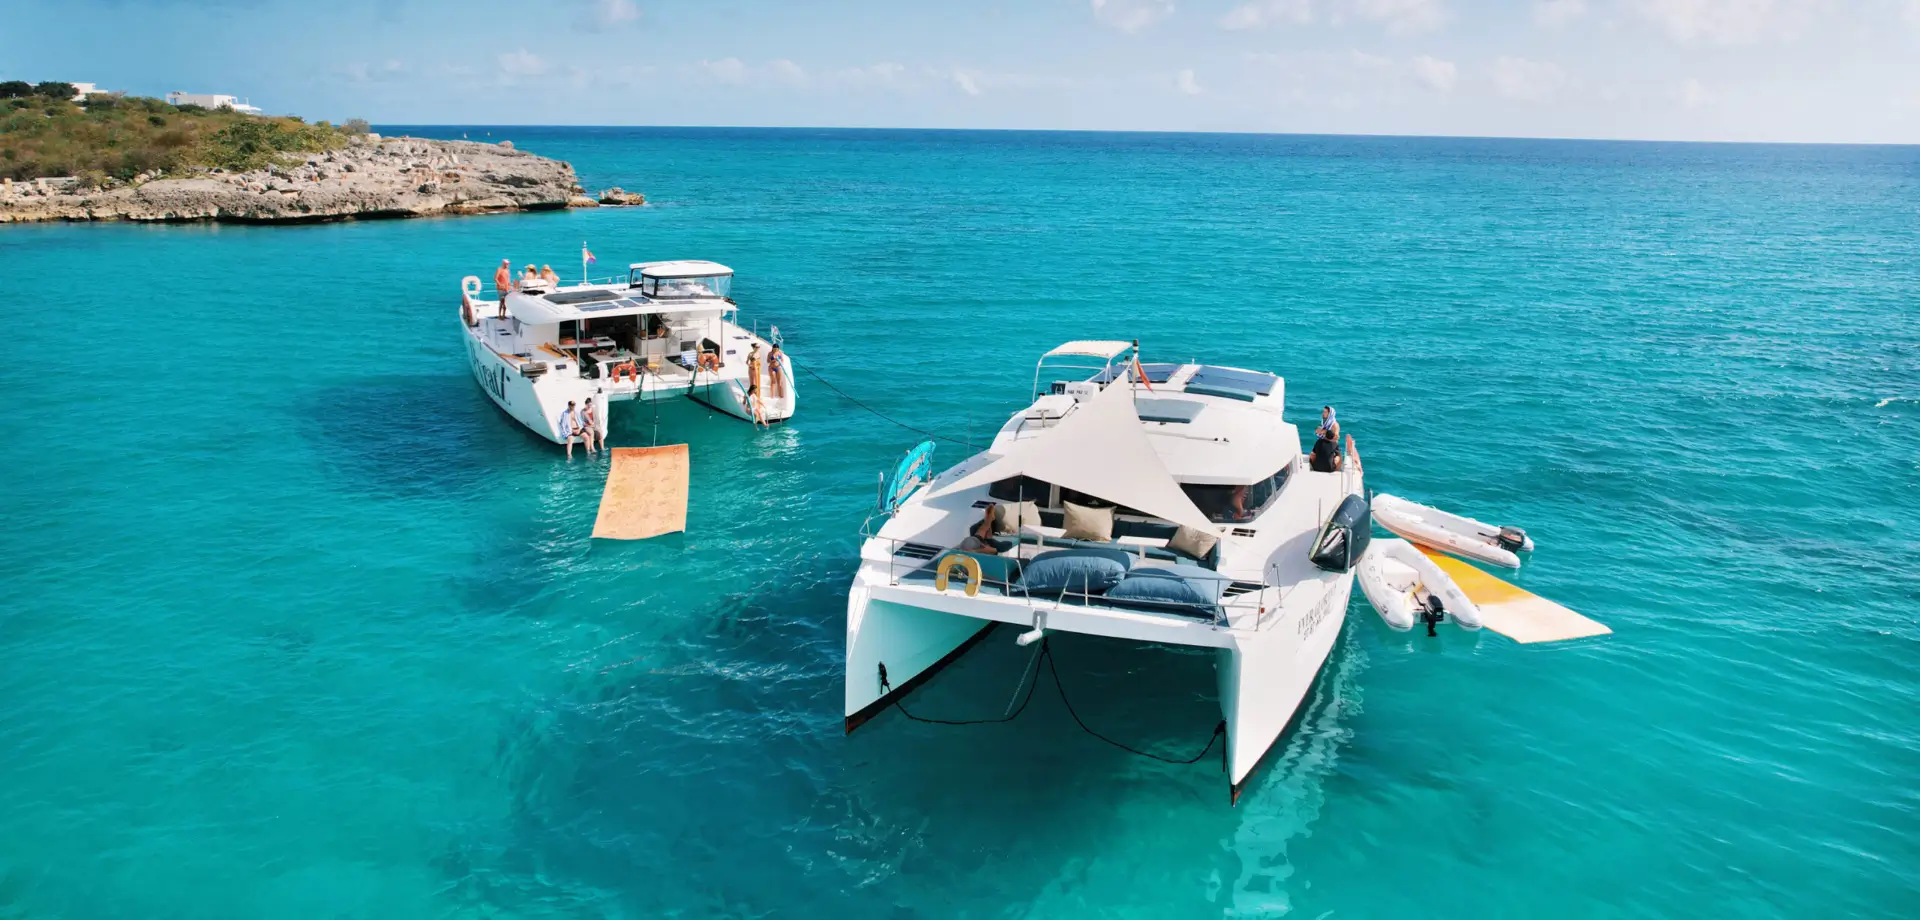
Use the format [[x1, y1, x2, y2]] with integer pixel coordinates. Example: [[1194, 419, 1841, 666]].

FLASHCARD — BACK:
[[581, 242, 588, 284]]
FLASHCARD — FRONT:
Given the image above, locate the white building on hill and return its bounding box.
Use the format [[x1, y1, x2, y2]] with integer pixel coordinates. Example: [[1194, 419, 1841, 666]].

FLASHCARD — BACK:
[[69, 82, 109, 101], [164, 91, 263, 115]]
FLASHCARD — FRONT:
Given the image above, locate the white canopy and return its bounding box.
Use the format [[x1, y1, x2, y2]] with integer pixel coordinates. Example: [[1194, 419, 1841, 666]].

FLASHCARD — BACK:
[[930, 379, 1217, 533], [1044, 340, 1133, 360], [631, 260, 732, 278]]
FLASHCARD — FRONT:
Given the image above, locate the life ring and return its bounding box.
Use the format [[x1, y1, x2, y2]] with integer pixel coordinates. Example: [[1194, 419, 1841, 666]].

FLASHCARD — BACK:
[[461, 275, 483, 299], [933, 553, 983, 598], [611, 361, 638, 383]]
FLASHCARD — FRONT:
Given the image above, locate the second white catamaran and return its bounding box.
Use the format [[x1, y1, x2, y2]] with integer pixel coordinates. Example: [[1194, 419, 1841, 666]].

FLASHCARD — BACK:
[[459, 260, 796, 445], [845, 341, 1368, 802]]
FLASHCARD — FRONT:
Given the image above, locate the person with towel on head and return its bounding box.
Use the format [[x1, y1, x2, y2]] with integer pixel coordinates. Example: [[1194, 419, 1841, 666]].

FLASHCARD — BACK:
[[1309, 405, 1342, 473]]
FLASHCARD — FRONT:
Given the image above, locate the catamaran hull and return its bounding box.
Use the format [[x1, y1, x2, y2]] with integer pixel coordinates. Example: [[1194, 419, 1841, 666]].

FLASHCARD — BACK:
[[464, 333, 603, 444], [842, 572, 1356, 803], [843, 585, 996, 731], [464, 328, 796, 443], [1220, 574, 1352, 802]]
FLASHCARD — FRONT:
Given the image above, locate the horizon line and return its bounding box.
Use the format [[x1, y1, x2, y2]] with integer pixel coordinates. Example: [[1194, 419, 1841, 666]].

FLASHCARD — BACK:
[[360, 123, 1920, 149]]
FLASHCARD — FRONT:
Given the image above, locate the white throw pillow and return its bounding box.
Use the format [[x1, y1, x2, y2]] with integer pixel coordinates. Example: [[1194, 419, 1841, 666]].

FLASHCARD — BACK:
[[992, 500, 1038, 536], [1060, 502, 1114, 543], [1169, 524, 1219, 561]]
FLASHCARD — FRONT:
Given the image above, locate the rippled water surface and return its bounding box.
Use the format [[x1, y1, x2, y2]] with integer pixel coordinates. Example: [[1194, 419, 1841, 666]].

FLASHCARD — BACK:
[[2, 129, 1916, 918]]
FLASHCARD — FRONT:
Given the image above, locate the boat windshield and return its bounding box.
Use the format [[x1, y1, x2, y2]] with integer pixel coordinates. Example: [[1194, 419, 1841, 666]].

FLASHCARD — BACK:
[[634, 273, 732, 300]]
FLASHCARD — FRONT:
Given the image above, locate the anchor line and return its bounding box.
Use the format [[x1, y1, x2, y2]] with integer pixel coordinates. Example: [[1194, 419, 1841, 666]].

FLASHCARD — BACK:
[[793, 363, 970, 447], [884, 638, 1229, 768]]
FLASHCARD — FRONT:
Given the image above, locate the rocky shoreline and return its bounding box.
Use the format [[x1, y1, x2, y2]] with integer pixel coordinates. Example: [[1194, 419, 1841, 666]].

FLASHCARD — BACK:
[[0, 135, 642, 224]]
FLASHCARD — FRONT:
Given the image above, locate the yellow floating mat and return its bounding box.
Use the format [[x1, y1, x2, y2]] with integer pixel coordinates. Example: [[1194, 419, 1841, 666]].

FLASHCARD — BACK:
[[1416, 546, 1611, 644], [592, 445, 690, 540]]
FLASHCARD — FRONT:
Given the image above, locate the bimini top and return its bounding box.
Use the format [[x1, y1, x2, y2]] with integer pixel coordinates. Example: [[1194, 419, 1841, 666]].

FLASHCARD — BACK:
[[631, 260, 733, 279], [1044, 340, 1133, 360]]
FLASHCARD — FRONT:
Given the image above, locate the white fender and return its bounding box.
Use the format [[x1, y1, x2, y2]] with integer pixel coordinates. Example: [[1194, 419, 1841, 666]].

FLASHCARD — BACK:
[[1357, 538, 1483, 630]]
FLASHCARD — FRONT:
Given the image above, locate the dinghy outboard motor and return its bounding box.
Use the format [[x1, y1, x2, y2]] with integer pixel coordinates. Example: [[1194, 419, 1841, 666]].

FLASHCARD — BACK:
[[1420, 595, 1446, 637], [1309, 494, 1373, 573], [1496, 526, 1529, 553]]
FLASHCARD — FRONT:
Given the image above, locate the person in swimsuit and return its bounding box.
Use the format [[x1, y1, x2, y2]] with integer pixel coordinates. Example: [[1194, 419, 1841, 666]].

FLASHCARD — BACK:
[[580, 398, 604, 453], [958, 504, 1002, 555], [539, 264, 559, 285], [494, 259, 513, 319], [745, 343, 768, 427], [766, 342, 787, 400]]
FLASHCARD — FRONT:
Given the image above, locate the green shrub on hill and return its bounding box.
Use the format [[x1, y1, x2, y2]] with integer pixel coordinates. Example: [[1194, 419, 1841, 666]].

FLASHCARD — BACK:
[[0, 87, 367, 185]]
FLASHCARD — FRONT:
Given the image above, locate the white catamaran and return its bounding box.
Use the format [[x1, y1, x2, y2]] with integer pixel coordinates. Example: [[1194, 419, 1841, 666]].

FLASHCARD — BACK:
[[459, 260, 795, 444], [845, 341, 1369, 802]]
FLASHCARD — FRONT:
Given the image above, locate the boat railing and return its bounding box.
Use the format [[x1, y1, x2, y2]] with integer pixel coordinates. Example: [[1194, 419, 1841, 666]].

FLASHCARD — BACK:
[[859, 532, 1282, 631]]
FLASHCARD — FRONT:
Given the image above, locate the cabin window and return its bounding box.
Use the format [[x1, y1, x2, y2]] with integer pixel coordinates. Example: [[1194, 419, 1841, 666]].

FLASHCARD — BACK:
[[989, 476, 1054, 505], [1180, 463, 1292, 523]]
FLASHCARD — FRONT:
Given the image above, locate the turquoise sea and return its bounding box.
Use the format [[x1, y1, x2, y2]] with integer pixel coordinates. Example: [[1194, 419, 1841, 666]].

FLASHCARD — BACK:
[[1, 128, 1916, 918]]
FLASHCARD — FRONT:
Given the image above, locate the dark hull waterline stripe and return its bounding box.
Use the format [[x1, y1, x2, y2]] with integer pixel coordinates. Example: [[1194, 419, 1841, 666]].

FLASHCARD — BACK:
[[843, 621, 999, 734]]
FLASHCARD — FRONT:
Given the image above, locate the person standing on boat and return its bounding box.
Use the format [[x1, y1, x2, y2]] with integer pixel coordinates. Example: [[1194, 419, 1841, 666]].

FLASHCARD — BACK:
[[580, 398, 605, 453], [745, 343, 768, 428], [494, 259, 513, 319], [766, 341, 787, 401]]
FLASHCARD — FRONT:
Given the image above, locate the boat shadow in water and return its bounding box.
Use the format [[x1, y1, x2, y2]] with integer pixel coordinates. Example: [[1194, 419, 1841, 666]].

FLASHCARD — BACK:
[[300, 374, 550, 499]]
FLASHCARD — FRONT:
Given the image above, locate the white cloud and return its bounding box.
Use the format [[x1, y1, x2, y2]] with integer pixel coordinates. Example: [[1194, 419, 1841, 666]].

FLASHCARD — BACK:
[[1627, 0, 1824, 45], [700, 57, 748, 85], [1346, 0, 1447, 34], [1490, 55, 1565, 101], [573, 0, 640, 33], [1220, 0, 1313, 29], [1678, 76, 1716, 107], [1091, 0, 1176, 32], [767, 59, 808, 86], [496, 49, 548, 81], [1903, 0, 1920, 27], [1410, 54, 1456, 92], [1177, 68, 1203, 94], [1224, 0, 1444, 33], [953, 70, 983, 96], [1532, 0, 1587, 28]]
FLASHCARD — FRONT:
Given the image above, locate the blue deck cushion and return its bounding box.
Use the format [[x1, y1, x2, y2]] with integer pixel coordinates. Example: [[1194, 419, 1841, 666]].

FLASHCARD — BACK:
[[1105, 563, 1226, 614], [1017, 548, 1133, 596]]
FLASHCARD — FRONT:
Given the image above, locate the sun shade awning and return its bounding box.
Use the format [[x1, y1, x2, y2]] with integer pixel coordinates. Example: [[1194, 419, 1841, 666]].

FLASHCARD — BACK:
[[929, 379, 1216, 532], [1044, 340, 1133, 360]]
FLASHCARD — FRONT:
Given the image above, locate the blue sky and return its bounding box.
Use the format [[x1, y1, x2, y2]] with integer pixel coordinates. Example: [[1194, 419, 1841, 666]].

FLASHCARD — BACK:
[[9, 0, 1920, 142]]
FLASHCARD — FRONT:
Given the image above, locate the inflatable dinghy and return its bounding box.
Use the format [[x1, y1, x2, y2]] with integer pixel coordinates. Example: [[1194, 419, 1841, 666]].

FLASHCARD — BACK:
[[1357, 538, 1482, 631], [1370, 494, 1533, 569]]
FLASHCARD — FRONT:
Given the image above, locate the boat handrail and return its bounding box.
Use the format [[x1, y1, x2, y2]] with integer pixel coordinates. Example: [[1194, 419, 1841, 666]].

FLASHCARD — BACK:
[[860, 531, 1280, 630]]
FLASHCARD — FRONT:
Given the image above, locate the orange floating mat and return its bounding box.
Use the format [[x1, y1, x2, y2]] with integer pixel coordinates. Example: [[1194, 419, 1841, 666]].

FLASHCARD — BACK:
[[592, 445, 690, 540], [1417, 546, 1611, 644]]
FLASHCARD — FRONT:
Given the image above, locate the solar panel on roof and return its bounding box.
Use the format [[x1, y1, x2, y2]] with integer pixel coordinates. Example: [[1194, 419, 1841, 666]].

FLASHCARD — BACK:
[[575, 301, 626, 312], [1186, 366, 1277, 396]]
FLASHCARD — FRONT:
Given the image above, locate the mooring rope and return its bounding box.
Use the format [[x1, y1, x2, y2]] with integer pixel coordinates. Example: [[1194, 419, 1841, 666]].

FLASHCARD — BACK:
[[793, 363, 971, 447], [886, 638, 1228, 768]]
